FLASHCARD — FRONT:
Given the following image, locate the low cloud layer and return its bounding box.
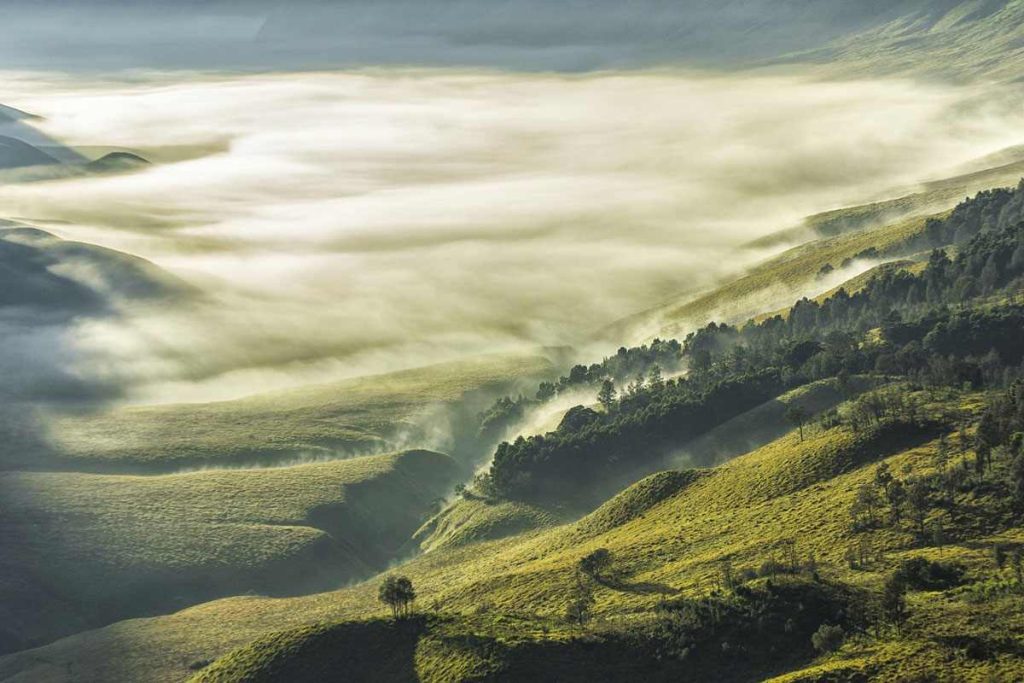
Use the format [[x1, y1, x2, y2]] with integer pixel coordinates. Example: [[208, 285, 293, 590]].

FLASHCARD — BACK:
[[2, 69, 1023, 403]]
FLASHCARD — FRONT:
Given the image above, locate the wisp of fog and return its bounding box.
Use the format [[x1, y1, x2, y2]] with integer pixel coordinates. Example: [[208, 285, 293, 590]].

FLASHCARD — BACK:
[[2, 69, 1023, 404]]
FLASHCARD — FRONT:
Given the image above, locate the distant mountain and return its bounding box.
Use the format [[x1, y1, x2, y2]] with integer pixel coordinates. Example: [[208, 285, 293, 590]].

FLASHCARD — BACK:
[[801, 0, 1024, 79], [0, 103, 40, 122], [0, 0, 1021, 76], [0, 135, 59, 170], [84, 151, 150, 174], [0, 224, 193, 314], [0, 103, 84, 166]]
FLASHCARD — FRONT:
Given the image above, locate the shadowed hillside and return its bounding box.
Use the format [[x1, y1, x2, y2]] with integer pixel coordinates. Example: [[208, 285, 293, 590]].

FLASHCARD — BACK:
[[0, 450, 459, 654]]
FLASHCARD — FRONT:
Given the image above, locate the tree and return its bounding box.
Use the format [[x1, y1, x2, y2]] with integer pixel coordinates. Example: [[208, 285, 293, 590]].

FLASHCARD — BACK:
[[881, 574, 909, 635], [648, 365, 664, 390], [565, 568, 595, 631], [578, 548, 614, 583], [887, 478, 906, 525], [811, 624, 845, 653], [854, 483, 880, 527], [786, 405, 810, 442], [907, 478, 931, 538], [378, 575, 416, 619], [597, 379, 618, 413]]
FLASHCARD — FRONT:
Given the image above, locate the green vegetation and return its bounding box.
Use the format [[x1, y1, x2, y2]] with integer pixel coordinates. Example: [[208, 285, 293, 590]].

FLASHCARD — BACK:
[[475, 184, 1024, 508], [40, 353, 554, 471], [4, 380, 1023, 681], [414, 498, 559, 552], [0, 450, 458, 654], [6, 170, 1024, 681]]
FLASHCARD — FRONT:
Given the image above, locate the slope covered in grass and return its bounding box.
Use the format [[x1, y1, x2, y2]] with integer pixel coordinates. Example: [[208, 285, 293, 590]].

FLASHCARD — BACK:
[[414, 498, 559, 553], [39, 353, 554, 471], [7, 388, 1019, 682], [0, 450, 459, 654], [610, 211, 934, 343], [669, 376, 880, 467]]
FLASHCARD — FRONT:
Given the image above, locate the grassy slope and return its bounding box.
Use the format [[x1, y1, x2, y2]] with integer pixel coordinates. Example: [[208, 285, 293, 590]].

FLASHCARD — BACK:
[[0, 450, 459, 655], [611, 212, 934, 343], [669, 375, 880, 467], [751, 154, 1024, 248], [611, 156, 1024, 344], [36, 353, 554, 471], [6, 390, 1021, 682], [413, 498, 561, 553]]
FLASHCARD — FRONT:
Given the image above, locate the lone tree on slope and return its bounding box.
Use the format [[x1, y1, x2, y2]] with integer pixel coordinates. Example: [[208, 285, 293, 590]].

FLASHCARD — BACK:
[[786, 405, 810, 442], [378, 575, 416, 619], [578, 548, 615, 583]]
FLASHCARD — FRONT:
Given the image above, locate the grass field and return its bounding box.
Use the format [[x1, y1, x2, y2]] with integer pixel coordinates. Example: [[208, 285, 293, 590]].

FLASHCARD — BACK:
[[4, 387, 1020, 682], [0, 450, 459, 655], [31, 353, 555, 472]]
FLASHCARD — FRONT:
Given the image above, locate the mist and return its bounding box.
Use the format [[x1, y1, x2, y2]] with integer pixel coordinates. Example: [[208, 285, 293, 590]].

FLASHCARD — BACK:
[[2, 69, 1024, 404]]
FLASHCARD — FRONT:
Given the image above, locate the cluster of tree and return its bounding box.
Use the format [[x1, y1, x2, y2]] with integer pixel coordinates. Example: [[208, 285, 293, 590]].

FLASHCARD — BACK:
[[916, 182, 1024, 251], [476, 339, 683, 444], [848, 383, 1024, 552], [475, 187, 1024, 505], [478, 368, 788, 504], [717, 540, 818, 591], [378, 575, 416, 619]]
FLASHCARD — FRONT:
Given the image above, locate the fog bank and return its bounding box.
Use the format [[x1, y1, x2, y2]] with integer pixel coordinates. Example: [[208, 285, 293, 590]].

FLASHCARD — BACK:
[[2, 69, 1023, 403]]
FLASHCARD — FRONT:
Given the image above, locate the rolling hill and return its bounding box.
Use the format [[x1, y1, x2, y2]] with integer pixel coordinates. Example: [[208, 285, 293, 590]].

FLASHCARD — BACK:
[[3, 386, 1019, 682], [0, 449, 460, 655]]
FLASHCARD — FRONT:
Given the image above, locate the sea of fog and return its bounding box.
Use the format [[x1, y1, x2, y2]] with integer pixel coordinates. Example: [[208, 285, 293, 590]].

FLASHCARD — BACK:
[[2, 69, 1023, 404]]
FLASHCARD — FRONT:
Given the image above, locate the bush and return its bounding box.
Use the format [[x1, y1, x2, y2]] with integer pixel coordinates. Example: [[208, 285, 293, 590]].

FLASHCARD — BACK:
[[811, 624, 845, 653], [895, 557, 965, 591]]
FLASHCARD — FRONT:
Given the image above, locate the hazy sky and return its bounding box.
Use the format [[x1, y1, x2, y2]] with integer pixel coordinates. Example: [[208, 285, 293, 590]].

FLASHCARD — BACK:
[[0, 0, 926, 72], [2, 69, 1022, 403]]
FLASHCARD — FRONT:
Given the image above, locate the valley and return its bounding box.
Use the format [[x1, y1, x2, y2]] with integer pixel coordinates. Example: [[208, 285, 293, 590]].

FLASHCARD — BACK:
[[2, 2, 1024, 681]]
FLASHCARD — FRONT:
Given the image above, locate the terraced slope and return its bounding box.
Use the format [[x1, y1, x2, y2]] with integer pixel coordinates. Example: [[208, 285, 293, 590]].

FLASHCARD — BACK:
[[6, 389, 1020, 682], [0, 450, 459, 655]]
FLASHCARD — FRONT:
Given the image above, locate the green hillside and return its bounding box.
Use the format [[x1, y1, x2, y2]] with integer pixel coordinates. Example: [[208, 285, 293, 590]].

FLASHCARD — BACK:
[[0, 450, 459, 655], [4, 384, 1019, 682], [611, 152, 1024, 345], [35, 353, 555, 471], [414, 498, 560, 553], [609, 211, 933, 343], [670, 375, 881, 467]]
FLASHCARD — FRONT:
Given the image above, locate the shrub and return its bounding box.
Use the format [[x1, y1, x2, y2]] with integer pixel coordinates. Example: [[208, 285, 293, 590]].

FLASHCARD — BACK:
[[811, 624, 845, 653], [579, 548, 615, 582], [895, 558, 965, 591]]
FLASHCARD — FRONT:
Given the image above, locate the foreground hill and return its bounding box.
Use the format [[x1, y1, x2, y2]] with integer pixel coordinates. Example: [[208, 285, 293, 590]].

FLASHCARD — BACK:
[[3, 387, 1020, 681], [0, 450, 459, 655]]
